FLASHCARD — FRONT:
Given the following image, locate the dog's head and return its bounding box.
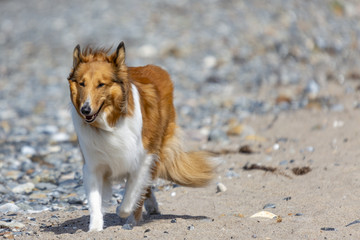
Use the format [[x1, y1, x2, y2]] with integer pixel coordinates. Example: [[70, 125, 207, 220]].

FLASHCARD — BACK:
[[68, 42, 130, 127]]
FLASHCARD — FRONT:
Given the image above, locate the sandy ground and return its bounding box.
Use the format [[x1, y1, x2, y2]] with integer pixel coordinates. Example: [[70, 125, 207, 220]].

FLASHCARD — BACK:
[[5, 82, 359, 240]]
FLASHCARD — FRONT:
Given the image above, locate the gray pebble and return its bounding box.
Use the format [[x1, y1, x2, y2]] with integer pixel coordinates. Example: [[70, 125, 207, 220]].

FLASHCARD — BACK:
[[0, 203, 20, 213], [35, 182, 57, 191], [263, 203, 276, 209], [187, 224, 195, 231], [67, 197, 83, 205]]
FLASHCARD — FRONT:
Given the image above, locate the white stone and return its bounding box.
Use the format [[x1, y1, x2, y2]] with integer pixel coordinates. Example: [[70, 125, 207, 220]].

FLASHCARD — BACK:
[[0, 203, 20, 213], [203, 55, 217, 69], [21, 146, 36, 156], [12, 182, 35, 194], [216, 183, 227, 193]]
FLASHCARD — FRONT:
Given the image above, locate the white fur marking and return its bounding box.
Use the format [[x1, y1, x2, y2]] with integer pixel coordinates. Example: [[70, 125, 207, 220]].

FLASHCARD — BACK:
[[71, 84, 154, 231]]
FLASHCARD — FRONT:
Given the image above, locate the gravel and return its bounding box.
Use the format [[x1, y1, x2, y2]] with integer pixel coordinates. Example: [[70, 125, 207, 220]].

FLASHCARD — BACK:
[[1, 0, 360, 236]]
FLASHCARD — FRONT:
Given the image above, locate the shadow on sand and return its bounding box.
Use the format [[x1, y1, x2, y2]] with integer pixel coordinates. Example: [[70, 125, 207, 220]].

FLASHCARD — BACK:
[[40, 212, 209, 234]]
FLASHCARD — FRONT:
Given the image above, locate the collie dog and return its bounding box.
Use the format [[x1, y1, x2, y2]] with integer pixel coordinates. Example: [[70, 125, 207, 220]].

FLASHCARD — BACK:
[[67, 42, 217, 231]]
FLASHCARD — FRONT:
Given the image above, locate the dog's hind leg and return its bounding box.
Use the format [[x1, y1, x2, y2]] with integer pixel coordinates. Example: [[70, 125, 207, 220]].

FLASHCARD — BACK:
[[144, 187, 160, 216], [83, 164, 105, 231], [123, 187, 157, 226], [116, 154, 154, 223]]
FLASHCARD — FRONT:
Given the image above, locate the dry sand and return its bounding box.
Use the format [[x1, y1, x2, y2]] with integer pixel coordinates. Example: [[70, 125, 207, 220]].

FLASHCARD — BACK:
[[8, 82, 360, 240]]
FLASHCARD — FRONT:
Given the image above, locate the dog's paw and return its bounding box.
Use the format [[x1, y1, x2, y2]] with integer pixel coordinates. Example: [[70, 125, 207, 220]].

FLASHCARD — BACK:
[[145, 200, 160, 216], [116, 205, 132, 219], [88, 221, 103, 232]]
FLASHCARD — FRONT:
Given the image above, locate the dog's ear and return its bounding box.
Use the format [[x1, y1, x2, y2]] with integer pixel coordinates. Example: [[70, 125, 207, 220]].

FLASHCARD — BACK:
[[73, 44, 81, 68], [112, 41, 126, 67]]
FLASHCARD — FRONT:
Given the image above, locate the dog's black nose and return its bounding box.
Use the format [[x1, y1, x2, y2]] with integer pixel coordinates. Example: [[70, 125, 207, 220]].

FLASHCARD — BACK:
[[81, 103, 91, 115]]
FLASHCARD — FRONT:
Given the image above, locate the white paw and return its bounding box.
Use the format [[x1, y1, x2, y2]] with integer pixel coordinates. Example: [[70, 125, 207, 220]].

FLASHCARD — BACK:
[[89, 218, 104, 232], [88, 222, 103, 232], [116, 205, 132, 218]]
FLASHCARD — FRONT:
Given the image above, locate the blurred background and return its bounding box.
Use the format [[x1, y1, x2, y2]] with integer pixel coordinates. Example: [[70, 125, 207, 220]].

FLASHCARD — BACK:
[[0, 0, 360, 211]]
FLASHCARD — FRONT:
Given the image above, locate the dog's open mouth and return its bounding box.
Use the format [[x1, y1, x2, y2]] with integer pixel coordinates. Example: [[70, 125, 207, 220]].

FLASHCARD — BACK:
[[84, 102, 104, 123]]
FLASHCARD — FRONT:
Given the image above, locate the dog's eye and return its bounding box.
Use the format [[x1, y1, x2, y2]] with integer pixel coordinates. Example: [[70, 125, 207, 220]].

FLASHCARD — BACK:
[[97, 83, 105, 88], [79, 82, 85, 87]]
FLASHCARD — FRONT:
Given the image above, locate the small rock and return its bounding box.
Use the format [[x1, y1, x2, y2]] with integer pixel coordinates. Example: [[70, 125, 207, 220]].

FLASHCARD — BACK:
[[28, 192, 48, 200], [171, 219, 177, 223], [273, 143, 280, 151], [321, 227, 336, 231], [250, 211, 277, 219], [35, 182, 57, 191], [305, 146, 315, 153], [0, 203, 20, 214], [304, 80, 320, 98], [283, 197, 291, 201], [203, 55, 217, 69], [170, 192, 176, 197], [12, 182, 35, 194], [0, 220, 26, 230], [187, 224, 195, 231], [5, 171, 24, 181], [21, 146, 36, 156], [239, 145, 255, 154], [0, 184, 9, 194], [263, 203, 276, 209], [0, 219, 12, 223], [216, 183, 227, 193], [67, 197, 83, 205], [295, 213, 303, 216]]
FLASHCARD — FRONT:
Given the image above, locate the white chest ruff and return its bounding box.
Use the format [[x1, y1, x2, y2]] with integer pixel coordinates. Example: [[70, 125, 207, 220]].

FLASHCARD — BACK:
[[71, 84, 145, 179]]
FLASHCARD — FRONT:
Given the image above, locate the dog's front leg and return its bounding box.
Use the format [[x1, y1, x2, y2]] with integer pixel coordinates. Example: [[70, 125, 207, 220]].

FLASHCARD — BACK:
[[116, 154, 154, 224], [83, 164, 104, 231]]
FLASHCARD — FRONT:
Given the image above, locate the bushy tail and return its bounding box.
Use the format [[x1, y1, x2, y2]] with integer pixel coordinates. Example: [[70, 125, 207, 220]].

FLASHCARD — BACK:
[[157, 130, 219, 187]]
